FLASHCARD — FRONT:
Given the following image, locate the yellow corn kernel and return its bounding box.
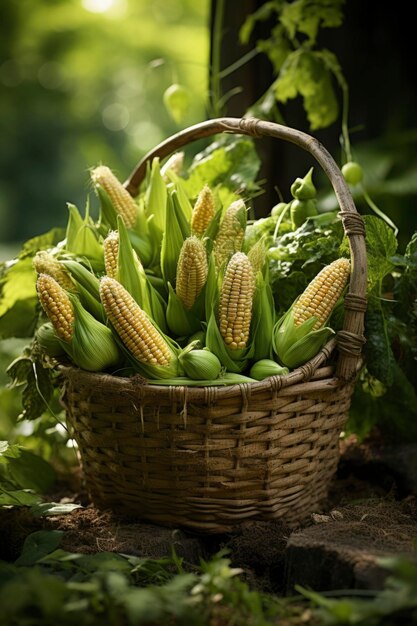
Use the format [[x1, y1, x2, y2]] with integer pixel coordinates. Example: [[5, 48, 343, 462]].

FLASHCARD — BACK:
[[293, 258, 351, 330], [33, 251, 75, 292], [100, 276, 171, 366], [214, 199, 246, 269], [218, 252, 255, 350], [176, 236, 208, 310], [191, 185, 215, 236], [36, 274, 74, 343], [103, 230, 119, 278], [91, 165, 138, 228]]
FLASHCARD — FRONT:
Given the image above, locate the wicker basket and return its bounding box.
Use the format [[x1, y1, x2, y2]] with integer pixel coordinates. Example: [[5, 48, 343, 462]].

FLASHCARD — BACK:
[[61, 117, 367, 534]]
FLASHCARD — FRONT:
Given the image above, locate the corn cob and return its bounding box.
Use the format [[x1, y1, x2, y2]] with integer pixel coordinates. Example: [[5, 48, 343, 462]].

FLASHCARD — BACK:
[[176, 236, 208, 310], [214, 199, 246, 269], [36, 274, 74, 343], [293, 258, 350, 330], [160, 151, 184, 179], [103, 230, 119, 278], [91, 165, 137, 228], [33, 251, 75, 291], [100, 276, 171, 366], [191, 185, 215, 236], [219, 252, 255, 350]]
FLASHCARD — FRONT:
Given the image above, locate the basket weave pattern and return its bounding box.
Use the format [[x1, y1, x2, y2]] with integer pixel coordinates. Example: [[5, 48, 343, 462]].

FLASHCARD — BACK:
[[60, 117, 367, 533]]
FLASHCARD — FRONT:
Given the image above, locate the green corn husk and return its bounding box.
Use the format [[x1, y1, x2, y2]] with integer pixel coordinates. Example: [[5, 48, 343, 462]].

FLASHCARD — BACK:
[[272, 308, 334, 369], [116, 216, 167, 333], [144, 157, 167, 233], [36, 322, 65, 358], [166, 283, 203, 338], [178, 345, 222, 381], [205, 307, 253, 374], [251, 270, 275, 361], [247, 236, 267, 276], [170, 178, 193, 222], [204, 252, 220, 323], [60, 259, 105, 322], [60, 259, 100, 300], [171, 189, 191, 240], [249, 359, 289, 381], [64, 296, 121, 372], [65, 203, 104, 271], [203, 206, 223, 255], [147, 372, 257, 386], [161, 193, 188, 286]]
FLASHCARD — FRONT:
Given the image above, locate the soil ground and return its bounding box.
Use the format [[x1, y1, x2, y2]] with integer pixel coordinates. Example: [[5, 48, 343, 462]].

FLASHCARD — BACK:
[[1, 433, 417, 595]]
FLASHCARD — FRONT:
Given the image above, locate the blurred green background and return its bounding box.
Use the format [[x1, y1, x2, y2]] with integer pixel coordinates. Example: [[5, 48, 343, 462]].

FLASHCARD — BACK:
[[0, 0, 209, 255]]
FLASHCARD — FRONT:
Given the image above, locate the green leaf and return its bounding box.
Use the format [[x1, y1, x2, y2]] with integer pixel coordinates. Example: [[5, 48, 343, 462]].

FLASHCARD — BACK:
[[362, 215, 397, 291], [15, 530, 63, 566], [275, 50, 339, 130], [18, 227, 66, 259], [280, 0, 345, 45], [183, 136, 261, 201], [239, 2, 278, 44], [6, 450, 55, 493], [364, 301, 396, 386], [0, 257, 38, 339], [30, 502, 83, 517], [0, 442, 21, 462], [0, 489, 40, 507]]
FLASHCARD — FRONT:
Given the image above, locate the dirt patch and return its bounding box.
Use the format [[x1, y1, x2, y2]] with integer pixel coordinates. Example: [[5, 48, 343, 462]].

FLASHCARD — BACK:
[[2, 438, 417, 596]]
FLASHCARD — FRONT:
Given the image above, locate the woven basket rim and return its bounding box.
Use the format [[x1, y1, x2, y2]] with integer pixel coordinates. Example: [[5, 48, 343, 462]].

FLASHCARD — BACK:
[[57, 336, 348, 400]]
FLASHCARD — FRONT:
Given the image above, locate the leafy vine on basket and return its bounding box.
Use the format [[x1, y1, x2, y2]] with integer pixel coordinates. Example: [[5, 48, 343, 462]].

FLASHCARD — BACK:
[[1, 131, 416, 441]]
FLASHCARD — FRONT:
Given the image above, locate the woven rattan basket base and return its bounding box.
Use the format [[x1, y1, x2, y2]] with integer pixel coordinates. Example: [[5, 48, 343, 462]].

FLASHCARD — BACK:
[[62, 363, 353, 533]]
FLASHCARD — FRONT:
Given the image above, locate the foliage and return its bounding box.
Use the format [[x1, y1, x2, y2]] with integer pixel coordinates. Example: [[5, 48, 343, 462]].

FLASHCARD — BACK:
[[0, 0, 209, 244], [239, 0, 346, 129]]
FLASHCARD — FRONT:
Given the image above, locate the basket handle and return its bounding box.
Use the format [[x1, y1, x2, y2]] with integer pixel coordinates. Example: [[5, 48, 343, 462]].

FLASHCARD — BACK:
[[124, 117, 367, 381]]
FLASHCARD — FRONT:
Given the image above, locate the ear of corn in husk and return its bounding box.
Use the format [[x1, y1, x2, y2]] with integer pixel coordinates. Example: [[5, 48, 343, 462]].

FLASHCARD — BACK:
[[176, 236, 208, 310], [65, 203, 104, 271], [99, 276, 179, 379], [214, 199, 247, 269], [166, 224, 207, 338], [249, 359, 289, 381], [160, 151, 184, 180], [36, 274, 120, 371], [273, 258, 350, 368], [32, 251, 75, 292], [91, 165, 138, 230], [178, 342, 222, 381], [218, 251, 255, 352], [206, 252, 255, 373], [36, 322, 65, 358], [103, 230, 119, 278], [191, 185, 216, 237]]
